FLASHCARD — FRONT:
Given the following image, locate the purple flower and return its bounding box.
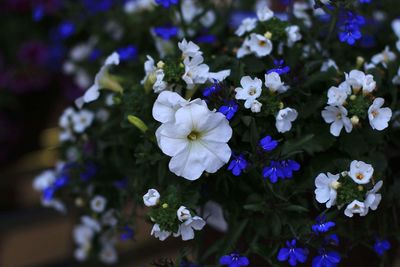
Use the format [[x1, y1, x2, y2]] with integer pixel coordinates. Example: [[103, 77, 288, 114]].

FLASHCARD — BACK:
[[263, 161, 284, 183], [153, 25, 179, 40], [195, 34, 217, 44], [56, 21, 75, 39], [120, 225, 134, 240], [277, 239, 308, 266], [312, 216, 335, 233], [337, 11, 365, 45], [117, 45, 138, 61], [259, 135, 278, 152], [267, 59, 290, 75], [219, 252, 249, 267], [228, 154, 248, 176], [312, 249, 341, 267], [218, 100, 238, 120], [374, 239, 391, 256], [155, 0, 179, 8]]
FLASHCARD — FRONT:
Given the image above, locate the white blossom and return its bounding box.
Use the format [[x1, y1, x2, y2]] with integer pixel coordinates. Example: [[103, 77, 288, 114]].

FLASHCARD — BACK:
[[91, 195, 107, 213], [265, 72, 289, 93], [344, 200, 367, 217], [345, 70, 376, 93], [235, 76, 263, 109], [257, 6, 274, 21], [371, 46, 396, 68], [177, 206, 192, 222], [363, 181, 383, 214], [251, 100, 262, 113], [327, 82, 351, 106], [201, 201, 228, 232], [71, 109, 95, 133], [59, 107, 75, 142], [151, 223, 171, 241], [33, 170, 56, 192], [178, 39, 202, 58], [275, 107, 298, 133], [143, 189, 160, 207], [153, 69, 168, 93], [393, 67, 400, 85], [348, 160, 374, 185], [286, 25, 302, 47], [247, 33, 273, 57], [82, 215, 102, 232], [314, 172, 340, 208], [175, 216, 206, 241], [293, 2, 312, 28], [321, 59, 339, 72], [102, 209, 118, 227], [73, 224, 94, 246], [99, 244, 118, 265], [236, 38, 252, 58], [321, 105, 352, 137], [182, 55, 209, 88], [235, 18, 257, 36], [368, 98, 392, 131]]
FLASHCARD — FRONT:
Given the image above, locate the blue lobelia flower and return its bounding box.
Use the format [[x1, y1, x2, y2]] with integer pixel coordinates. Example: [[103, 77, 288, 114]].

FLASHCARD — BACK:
[[263, 161, 284, 183], [324, 234, 339, 246], [117, 45, 138, 61], [280, 160, 300, 179], [312, 215, 335, 234], [153, 25, 179, 40], [120, 225, 135, 241], [259, 135, 278, 152], [277, 239, 308, 266], [89, 48, 102, 62], [203, 82, 221, 98], [218, 100, 238, 120], [267, 59, 290, 75], [227, 154, 248, 176], [155, 0, 179, 8], [195, 34, 217, 44], [312, 249, 341, 267], [337, 11, 365, 46], [219, 252, 249, 267], [56, 21, 75, 39], [374, 239, 391, 256]]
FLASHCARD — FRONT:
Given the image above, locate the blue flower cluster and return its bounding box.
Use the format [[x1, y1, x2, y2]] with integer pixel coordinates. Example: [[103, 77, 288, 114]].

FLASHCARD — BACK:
[[337, 11, 366, 45], [374, 239, 391, 256], [267, 59, 290, 75], [263, 159, 300, 183], [155, 0, 179, 8], [219, 252, 249, 267], [312, 215, 335, 234]]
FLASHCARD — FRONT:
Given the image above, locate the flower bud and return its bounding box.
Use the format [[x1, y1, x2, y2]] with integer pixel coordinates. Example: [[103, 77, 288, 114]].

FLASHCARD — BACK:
[[143, 189, 160, 207]]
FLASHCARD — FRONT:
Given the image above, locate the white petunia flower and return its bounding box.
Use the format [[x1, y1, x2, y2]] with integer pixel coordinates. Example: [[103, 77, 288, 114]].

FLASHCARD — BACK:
[[178, 39, 202, 58], [348, 160, 374, 185], [393, 67, 400, 85], [363, 181, 383, 214], [99, 244, 118, 265], [90, 195, 107, 213], [33, 170, 56, 192], [124, 0, 155, 13], [344, 200, 367, 217], [154, 95, 232, 180], [371, 46, 396, 68], [177, 206, 192, 222], [327, 82, 351, 106], [83, 52, 120, 103], [321, 59, 339, 72], [152, 91, 191, 124], [182, 55, 210, 88], [235, 76, 263, 109], [257, 6, 274, 21], [175, 216, 206, 241], [251, 100, 262, 113], [71, 109, 95, 133], [345, 70, 376, 93], [151, 223, 171, 241], [368, 98, 392, 131], [247, 33, 273, 57], [321, 105, 352, 137], [235, 18, 257, 37], [314, 172, 340, 208], [275, 107, 298, 133], [143, 189, 160, 207], [286, 25, 302, 47], [265, 72, 289, 93]]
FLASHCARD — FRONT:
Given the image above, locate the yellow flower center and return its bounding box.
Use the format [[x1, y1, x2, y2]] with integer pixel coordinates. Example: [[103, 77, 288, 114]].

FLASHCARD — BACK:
[[187, 131, 200, 141], [356, 173, 364, 180], [248, 87, 257, 95]]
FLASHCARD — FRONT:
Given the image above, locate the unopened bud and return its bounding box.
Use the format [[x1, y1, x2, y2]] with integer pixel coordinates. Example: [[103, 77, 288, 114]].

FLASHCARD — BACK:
[[264, 31, 272, 39], [351, 115, 360, 125]]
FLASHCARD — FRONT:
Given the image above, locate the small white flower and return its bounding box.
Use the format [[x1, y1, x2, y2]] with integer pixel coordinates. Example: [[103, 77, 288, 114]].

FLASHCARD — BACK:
[[182, 55, 210, 88], [154, 98, 232, 180], [396, 40, 400, 52], [151, 223, 171, 241], [178, 39, 202, 58], [73, 224, 94, 245], [275, 107, 298, 133], [393, 67, 400, 85], [33, 170, 56, 191], [235, 76, 263, 109], [371, 46, 397, 68], [257, 6, 274, 21], [235, 18, 257, 36], [143, 189, 160, 207], [392, 19, 400, 38], [321, 105, 352, 137], [320, 59, 338, 72], [293, 2, 312, 28], [251, 100, 262, 113], [236, 38, 252, 58], [177, 206, 192, 222], [41, 198, 66, 213], [82, 215, 102, 232], [74, 245, 91, 262], [207, 69, 231, 83], [102, 209, 118, 227], [99, 244, 118, 265], [247, 33, 273, 57], [368, 98, 392, 131], [83, 52, 120, 103], [363, 181, 383, 213], [314, 172, 340, 208], [349, 160, 374, 185], [286, 25, 302, 47], [59, 107, 75, 142], [344, 200, 367, 217], [71, 109, 95, 133], [327, 82, 351, 106], [265, 72, 289, 93], [345, 70, 376, 93], [91, 195, 107, 213], [175, 216, 206, 241], [153, 69, 168, 93], [142, 55, 156, 84]]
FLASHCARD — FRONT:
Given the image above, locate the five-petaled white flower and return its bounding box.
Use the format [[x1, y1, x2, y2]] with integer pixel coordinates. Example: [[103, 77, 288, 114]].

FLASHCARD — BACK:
[[363, 181, 383, 215], [235, 76, 263, 109], [368, 98, 392, 131], [177, 206, 192, 222], [275, 107, 298, 133], [182, 55, 209, 89], [320, 59, 339, 72], [153, 92, 232, 180], [247, 33, 273, 57], [345, 70, 376, 93], [327, 82, 351, 106], [143, 189, 160, 207], [314, 172, 340, 208], [71, 109, 95, 133], [257, 6, 274, 21], [344, 200, 367, 217], [151, 223, 171, 241], [235, 18, 257, 37], [265, 72, 289, 93], [321, 105, 352, 137], [178, 39, 202, 58], [91, 195, 107, 213], [174, 216, 206, 241], [371, 46, 397, 68], [348, 160, 374, 185]]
